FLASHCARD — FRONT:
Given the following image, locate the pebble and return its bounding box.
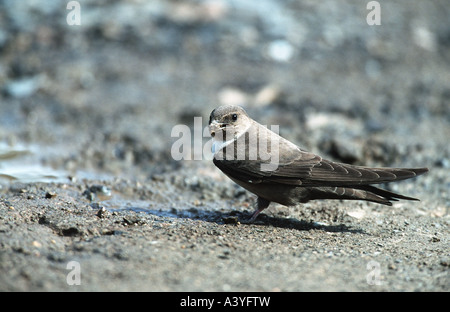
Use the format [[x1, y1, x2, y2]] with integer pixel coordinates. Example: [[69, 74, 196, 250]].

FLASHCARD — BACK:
[[222, 216, 239, 225], [266, 40, 295, 62], [412, 24, 437, 52], [96, 207, 110, 218], [83, 185, 112, 201], [346, 209, 365, 220], [217, 87, 248, 106], [430, 236, 440, 242], [4, 76, 41, 98], [434, 158, 449, 168], [253, 85, 282, 107], [45, 191, 57, 199], [324, 138, 361, 164]]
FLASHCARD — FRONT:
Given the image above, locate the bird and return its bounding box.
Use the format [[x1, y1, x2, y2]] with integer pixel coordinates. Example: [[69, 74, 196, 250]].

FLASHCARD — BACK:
[[208, 105, 428, 222]]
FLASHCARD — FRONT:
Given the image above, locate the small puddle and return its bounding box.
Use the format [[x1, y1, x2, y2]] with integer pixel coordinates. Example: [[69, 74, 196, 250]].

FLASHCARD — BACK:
[[0, 142, 68, 184], [0, 141, 221, 221]]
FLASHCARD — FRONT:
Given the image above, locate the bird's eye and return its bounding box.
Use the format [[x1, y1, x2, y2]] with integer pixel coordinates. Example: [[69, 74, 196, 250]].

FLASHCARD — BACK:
[[231, 114, 238, 121]]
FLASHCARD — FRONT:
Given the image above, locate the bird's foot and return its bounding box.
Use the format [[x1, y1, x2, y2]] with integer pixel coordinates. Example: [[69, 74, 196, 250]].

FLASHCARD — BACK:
[[246, 208, 263, 223]]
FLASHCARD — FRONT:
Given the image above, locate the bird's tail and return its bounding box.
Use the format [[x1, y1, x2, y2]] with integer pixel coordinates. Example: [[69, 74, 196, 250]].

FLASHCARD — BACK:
[[309, 184, 421, 206]]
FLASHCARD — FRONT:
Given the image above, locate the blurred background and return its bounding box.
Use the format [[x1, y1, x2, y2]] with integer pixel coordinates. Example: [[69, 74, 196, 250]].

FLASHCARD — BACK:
[[0, 0, 449, 187]]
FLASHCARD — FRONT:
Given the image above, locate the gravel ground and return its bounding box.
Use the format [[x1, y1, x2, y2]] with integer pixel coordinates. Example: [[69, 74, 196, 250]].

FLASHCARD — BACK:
[[0, 0, 449, 292]]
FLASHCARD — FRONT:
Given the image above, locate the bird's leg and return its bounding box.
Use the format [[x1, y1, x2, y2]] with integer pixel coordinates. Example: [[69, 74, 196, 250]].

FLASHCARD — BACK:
[[248, 197, 271, 222]]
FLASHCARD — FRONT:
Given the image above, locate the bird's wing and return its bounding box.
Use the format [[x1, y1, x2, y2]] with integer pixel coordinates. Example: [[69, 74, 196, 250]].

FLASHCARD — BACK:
[[272, 156, 428, 186], [213, 142, 428, 186]]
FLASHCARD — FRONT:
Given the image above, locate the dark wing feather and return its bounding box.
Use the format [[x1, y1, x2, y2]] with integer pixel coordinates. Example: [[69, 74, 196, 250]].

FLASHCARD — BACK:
[[274, 157, 428, 186], [214, 144, 428, 186]]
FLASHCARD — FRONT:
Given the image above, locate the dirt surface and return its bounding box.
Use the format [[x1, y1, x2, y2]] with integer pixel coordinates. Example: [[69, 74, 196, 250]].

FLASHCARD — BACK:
[[0, 0, 449, 292]]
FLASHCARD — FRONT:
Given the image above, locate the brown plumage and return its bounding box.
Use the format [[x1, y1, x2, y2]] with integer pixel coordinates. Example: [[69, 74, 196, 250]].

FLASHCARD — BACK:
[[209, 105, 429, 222]]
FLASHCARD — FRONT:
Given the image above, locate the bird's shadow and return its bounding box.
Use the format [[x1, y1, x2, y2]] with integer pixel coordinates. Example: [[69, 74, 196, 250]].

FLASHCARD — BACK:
[[123, 206, 366, 234], [248, 214, 365, 234]]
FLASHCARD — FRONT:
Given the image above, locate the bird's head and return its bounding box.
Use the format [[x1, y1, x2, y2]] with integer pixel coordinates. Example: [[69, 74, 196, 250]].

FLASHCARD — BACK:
[[208, 105, 251, 141]]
